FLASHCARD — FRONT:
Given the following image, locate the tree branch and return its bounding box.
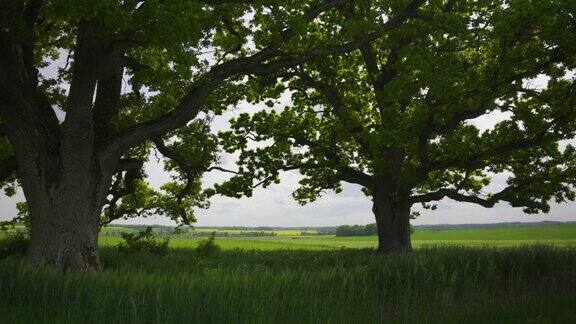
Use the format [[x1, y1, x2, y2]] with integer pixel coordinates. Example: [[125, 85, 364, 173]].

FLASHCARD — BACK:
[[289, 135, 374, 187], [205, 166, 239, 174], [337, 166, 374, 187], [102, 159, 145, 227], [116, 158, 144, 172], [409, 186, 543, 211], [93, 54, 124, 147], [0, 156, 17, 183], [152, 137, 204, 200], [102, 0, 424, 161], [286, 70, 371, 155]]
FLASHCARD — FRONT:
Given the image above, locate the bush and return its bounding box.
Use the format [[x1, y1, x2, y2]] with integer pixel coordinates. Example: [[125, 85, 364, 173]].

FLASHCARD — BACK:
[[195, 232, 221, 256], [117, 227, 169, 256], [0, 233, 29, 259]]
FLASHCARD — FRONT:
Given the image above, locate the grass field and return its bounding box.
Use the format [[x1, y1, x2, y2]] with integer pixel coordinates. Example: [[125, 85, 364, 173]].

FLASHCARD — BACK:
[[1, 223, 575, 322], [1, 246, 575, 323], [193, 228, 319, 236], [97, 223, 576, 250]]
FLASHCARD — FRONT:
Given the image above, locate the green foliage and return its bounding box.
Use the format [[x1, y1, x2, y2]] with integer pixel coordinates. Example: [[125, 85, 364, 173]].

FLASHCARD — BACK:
[[217, 0, 576, 220], [194, 232, 221, 256], [3, 0, 376, 231], [100, 121, 219, 227], [0, 233, 29, 259], [0, 202, 30, 233], [117, 227, 169, 256]]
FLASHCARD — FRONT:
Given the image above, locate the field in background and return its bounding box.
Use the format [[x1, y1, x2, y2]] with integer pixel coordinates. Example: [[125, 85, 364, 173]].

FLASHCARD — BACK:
[[194, 228, 318, 236], [99, 223, 576, 249], [5, 223, 576, 250]]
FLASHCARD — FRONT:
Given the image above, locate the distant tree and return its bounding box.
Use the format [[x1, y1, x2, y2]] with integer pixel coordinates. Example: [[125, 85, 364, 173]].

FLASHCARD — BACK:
[[218, 0, 576, 252], [0, 0, 388, 269], [335, 225, 354, 237], [363, 224, 377, 236]]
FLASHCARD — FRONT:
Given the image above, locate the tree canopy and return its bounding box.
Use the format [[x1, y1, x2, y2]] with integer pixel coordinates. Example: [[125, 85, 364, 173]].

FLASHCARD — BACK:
[[0, 0, 403, 227], [3, 0, 433, 268], [217, 0, 576, 251]]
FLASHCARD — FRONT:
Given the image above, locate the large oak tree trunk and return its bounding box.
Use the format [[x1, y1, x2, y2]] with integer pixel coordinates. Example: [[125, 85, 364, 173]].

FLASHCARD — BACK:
[[372, 194, 412, 253], [21, 160, 113, 270], [26, 206, 100, 270], [0, 20, 119, 270]]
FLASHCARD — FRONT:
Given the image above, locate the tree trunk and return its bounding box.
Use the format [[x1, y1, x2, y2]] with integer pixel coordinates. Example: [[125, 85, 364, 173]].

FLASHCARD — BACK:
[[1, 18, 119, 270], [372, 194, 412, 253], [26, 206, 100, 270], [22, 165, 112, 270]]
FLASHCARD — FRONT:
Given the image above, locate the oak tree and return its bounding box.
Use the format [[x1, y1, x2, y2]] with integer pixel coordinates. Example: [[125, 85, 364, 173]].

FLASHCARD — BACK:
[[0, 0, 392, 269], [218, 0, 576, 252]]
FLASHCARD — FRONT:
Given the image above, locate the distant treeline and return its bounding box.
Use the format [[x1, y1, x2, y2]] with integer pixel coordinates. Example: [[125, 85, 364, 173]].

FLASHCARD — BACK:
[[189, 230, 334, 237], [335, 224, 378, 237], [191, 231, 278, 238], [335, 224, 417, 237], [195, 226, 276, 231], [194, 226, 336, 234]]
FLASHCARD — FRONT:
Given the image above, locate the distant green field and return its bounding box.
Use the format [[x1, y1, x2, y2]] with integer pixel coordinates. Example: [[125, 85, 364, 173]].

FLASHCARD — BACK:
[[99, 223, 576, 249], [98, 227, 317, 237], [192, 228, 318, 236], [6, 223, 576, 249]]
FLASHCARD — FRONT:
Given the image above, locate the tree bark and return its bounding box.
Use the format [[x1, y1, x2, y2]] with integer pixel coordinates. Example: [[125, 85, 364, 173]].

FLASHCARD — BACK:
[[26, 205, 101, 270], [0, 17, 120, 270], [20, 154, 114, 270], [372, 193, 412, 253], [20, 151, 117, 269]]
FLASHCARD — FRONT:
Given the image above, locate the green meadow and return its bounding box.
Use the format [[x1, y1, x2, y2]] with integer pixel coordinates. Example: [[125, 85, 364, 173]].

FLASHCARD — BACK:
[[98, 223, 576, 250], [1, 223, 576, 323]]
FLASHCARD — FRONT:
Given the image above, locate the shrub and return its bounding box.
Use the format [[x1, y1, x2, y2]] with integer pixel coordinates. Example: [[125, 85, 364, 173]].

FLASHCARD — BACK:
[[0, 233, 29, 259], [195, 232, 221, 256], [117, 227, 169, 256]]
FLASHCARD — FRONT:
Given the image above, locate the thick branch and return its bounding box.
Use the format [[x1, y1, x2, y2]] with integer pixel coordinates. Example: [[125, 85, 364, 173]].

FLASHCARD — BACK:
[[409, 186, 542, 210], [337, 167, 374, 187], [63, 21, 102, 128], [103, 159, 144, 227], [93, 54, 124, 146], [116, 158, 144, 172], [102, 0, 424, 160]]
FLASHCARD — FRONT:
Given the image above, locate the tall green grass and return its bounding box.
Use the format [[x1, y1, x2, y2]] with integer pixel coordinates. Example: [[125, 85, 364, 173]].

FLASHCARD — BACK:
[[1, 245, 575, 323]]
